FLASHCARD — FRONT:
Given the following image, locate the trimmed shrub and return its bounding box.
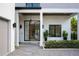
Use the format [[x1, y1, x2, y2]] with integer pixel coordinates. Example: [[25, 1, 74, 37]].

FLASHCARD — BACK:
[[45, 40, 79, 48]]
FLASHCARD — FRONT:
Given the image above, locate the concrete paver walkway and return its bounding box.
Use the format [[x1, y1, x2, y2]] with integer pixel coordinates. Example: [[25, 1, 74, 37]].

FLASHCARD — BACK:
[[8, 43, 79, 56]]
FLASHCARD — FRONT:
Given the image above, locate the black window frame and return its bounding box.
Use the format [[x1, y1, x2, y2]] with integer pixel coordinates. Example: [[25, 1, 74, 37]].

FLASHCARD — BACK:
[[49, 25, 61, 37]]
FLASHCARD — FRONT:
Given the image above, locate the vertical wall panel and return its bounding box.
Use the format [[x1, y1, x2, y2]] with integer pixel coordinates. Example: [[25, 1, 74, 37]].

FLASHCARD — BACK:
[[0, 19, 9, 56]]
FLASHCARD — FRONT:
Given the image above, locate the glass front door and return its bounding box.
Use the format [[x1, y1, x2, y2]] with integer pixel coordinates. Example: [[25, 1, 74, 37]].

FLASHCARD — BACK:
[[24, 20, 40, 41]]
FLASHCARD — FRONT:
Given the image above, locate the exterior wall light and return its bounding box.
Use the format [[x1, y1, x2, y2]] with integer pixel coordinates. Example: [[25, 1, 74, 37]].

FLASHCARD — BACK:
[[13, 23, 16, 28]]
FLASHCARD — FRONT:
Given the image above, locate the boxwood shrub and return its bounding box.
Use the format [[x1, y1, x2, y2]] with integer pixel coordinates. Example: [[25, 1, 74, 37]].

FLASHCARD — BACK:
[[45, 40, 79, 48]]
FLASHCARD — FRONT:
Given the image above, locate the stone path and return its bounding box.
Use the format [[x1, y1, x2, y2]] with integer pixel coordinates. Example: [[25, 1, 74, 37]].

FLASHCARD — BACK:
[[8, 43, 79, 56]]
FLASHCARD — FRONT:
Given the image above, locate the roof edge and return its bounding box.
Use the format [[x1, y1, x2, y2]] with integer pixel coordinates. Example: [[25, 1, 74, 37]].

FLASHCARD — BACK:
[[15, 7, 41, 10]]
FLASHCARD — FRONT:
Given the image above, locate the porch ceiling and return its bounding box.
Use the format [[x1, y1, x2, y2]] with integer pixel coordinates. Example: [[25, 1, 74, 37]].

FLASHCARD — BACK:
[[22, 13, 40, 15], [21, 13, 73, 15], [43, 13, 73, 15]]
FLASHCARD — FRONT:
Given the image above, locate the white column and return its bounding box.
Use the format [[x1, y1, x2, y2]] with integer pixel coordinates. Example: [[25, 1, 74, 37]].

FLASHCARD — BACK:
[[68, 15, 72, 40], [40, 11, 43, 47], [15, 11, 19, 46], [66, 18, 71, 40], [77, 14, 79, 40]]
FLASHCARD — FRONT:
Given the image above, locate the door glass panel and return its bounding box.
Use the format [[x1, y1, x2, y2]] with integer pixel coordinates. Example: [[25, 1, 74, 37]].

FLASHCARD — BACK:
[[35, 21, 40, 41], [24, 20, 40, 41], [29, 21, 35, 40], [25, 21, 29, 40]]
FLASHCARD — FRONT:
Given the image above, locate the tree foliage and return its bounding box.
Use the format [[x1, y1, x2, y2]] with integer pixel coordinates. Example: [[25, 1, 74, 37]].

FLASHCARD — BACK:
[[71, 17, 77, 40], [71, 17, 77, 32]]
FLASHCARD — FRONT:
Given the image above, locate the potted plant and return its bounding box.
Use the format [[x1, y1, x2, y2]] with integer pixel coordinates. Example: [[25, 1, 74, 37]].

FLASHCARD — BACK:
[[44, 30, 49, 41], [63, 30, 68, 40]]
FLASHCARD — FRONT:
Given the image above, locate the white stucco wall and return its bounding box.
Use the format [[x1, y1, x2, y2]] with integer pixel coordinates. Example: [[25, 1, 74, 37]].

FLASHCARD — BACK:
[[19, 14, 72, 42], [16, 3, 79, 9], [41, 3, 79, 9], [19, 14, 24, 42], [19, 14, 40, 42], [77, 14, 79, 40], [43, 15, 71, 40], [0, 3, 15, 52]]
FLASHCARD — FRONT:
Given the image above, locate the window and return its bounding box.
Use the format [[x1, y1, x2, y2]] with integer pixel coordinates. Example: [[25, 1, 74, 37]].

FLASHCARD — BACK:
[[26, 3, 33, 7], [49, 25, 61, 37], [26, 3, 40, 8]]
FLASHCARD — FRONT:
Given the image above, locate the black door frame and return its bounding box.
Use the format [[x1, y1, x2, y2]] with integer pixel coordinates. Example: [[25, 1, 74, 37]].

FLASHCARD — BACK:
[[24, 20, 40, 41]]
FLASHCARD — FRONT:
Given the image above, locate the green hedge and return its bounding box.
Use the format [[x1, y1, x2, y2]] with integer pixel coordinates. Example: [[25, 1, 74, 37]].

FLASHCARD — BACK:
[[45, 40, 79, 48]]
